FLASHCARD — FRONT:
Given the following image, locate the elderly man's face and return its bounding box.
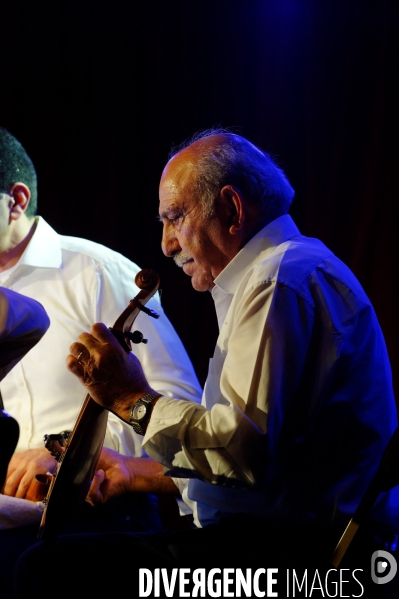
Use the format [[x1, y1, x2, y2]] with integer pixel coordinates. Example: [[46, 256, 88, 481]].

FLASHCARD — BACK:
[[159, 153, 232, 292]]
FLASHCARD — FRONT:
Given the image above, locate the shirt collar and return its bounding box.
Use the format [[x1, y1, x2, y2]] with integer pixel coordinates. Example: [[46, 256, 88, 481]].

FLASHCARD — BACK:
[[16, 216, 62, 269], [212, 214, 301, 297]]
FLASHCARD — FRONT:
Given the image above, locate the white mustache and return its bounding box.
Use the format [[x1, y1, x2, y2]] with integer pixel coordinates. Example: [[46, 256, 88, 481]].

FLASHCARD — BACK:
[[173, 253, 193, 268]]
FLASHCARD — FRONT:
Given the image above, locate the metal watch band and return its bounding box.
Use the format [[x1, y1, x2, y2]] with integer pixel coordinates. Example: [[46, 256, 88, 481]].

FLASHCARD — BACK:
[[129, 392, 160, 435]]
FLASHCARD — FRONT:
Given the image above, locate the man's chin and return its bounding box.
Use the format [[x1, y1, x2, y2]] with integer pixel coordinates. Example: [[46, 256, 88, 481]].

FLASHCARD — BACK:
[[179, 263, 212, 292], [190, 275, 213, 293]]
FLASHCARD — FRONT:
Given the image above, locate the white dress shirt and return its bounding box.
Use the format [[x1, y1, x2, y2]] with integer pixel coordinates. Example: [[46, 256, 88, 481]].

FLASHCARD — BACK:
[[0, 217, 202, 456], [144, 215, 399, 531]]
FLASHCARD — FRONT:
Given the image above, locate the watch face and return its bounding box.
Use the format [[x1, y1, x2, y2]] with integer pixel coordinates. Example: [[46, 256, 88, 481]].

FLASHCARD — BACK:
[[133, 403, 147, 421]]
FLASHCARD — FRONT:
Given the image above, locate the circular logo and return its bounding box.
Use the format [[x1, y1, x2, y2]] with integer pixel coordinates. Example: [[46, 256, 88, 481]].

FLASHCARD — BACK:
[[371, 550, 398, 585]]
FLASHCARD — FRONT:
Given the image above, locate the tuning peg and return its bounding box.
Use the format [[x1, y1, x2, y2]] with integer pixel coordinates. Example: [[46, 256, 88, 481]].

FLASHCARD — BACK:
[[126, 331, 148, 344]]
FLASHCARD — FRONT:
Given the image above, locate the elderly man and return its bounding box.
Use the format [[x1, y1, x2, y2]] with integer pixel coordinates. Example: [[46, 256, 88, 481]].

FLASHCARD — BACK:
[[14, 130, 398, 596]]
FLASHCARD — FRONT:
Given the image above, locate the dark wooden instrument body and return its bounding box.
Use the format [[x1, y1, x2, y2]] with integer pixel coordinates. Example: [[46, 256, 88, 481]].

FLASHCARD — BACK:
[[37, 269, 160, 540]]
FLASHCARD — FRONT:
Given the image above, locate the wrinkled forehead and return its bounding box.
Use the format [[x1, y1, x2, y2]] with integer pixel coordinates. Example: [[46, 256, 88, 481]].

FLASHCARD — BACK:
[[159, 149, 197, 209]]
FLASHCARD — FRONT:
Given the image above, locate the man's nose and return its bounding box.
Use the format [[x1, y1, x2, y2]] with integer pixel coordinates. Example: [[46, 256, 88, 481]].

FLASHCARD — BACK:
[[161, 227, 180, 257]]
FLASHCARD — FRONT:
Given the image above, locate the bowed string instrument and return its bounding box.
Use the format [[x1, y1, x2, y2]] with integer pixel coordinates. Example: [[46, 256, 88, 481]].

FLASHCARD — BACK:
[[29, 269, 160, 540]]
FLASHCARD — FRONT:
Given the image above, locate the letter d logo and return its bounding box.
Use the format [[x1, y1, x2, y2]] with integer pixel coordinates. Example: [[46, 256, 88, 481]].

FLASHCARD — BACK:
[[371, 550, 397, 584]]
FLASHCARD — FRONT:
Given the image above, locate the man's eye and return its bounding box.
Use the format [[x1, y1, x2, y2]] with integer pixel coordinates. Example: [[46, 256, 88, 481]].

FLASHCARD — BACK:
[[158, 212, 184, 225], [170, 214, 183, 224]]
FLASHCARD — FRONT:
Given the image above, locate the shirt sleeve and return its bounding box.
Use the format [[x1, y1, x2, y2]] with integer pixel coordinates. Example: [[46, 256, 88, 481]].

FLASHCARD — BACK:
[[143, 279, 312, 489], [143, 260, 397, 531], [0, 287, 50, 382]]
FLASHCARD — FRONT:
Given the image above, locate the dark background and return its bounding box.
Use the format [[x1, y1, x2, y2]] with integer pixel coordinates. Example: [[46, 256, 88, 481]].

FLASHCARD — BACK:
[[1, 0, 398, 398]]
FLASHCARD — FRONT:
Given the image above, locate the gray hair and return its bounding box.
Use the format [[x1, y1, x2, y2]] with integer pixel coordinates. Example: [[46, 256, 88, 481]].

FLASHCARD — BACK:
[[169, 128, 295, 221]]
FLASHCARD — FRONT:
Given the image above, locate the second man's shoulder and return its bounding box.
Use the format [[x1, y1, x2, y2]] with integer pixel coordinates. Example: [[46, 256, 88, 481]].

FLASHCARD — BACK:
[[58, 234, 141, 274]]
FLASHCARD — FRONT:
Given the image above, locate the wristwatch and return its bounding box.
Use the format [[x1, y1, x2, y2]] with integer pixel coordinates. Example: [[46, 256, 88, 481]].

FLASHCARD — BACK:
[[129, 392, 160, 435]]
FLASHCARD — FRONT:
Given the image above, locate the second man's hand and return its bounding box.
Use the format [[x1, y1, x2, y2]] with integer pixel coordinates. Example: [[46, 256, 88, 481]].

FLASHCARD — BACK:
[[3, 447, 57, 499]]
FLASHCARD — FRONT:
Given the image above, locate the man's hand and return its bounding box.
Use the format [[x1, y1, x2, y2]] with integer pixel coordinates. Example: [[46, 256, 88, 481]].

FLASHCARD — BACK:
[[3, 447, 57, 499], [86, 447, 135, 506], [67, 323, 155, 422], [86, 447, 179, 507]]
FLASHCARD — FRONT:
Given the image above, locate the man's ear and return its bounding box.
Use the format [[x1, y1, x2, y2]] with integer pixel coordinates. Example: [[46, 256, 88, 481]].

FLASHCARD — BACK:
[[7, 183, 31, 220], [219, 185, 245, 236]]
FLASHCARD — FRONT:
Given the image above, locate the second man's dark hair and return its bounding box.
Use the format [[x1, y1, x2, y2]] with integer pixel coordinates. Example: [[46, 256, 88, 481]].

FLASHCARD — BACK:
[[0, 127, 38, 217]]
